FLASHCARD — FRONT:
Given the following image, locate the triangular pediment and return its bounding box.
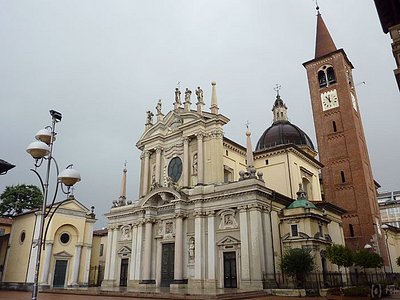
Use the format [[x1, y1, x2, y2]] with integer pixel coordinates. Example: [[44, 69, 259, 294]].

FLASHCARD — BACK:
[[53, 250, 73, 258], [217, 235, 240, 246], [58, 199, 89, 213], [118, 246, 131, 255]]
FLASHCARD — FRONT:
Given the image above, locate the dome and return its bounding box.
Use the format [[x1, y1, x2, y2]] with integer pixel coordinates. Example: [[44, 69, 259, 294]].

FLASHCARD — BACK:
[[255, 121, 315, 151]]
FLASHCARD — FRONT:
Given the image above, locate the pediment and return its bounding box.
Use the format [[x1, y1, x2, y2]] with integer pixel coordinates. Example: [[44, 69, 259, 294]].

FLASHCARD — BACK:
[[118, 246, 131, 255], [141, 188, 184, 207], [216, 235, 240, 246], [59, 199, 89, 213], [53, 250, 72, 258]]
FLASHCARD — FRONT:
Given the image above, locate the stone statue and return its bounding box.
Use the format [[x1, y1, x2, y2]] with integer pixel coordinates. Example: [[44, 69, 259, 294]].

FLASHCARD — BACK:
[[189, 237, 195, 260], [184, 88, 192, 103], [195, 86, 204, 103], [156, 99, 162, 115], [175, 88, 181, 105], [146, 110, 154, 124], [192, 153, 198, 174]]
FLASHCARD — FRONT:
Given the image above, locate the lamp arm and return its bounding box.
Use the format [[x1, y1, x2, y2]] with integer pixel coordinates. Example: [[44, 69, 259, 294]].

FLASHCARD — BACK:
[[42, 199, 66, 250], [44, 157, 60, 218], [29, 169, 45, 194]]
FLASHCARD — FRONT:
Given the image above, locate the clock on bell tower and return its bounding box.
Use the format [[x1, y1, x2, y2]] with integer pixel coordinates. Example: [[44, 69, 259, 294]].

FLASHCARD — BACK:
[[303, 8, 386, 258]]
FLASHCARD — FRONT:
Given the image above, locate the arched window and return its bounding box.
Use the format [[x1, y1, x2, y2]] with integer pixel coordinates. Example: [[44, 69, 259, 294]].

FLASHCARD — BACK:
[[327, 67, 336, 84], [318, 70, 327, 88], [302, 177, 312, 200], [318, 65, 336, 88]]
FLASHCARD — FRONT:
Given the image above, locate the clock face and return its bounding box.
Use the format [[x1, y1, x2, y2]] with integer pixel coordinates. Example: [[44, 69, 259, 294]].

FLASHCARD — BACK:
[[321, 89, 339, 111], [351, 93, 358, 112]]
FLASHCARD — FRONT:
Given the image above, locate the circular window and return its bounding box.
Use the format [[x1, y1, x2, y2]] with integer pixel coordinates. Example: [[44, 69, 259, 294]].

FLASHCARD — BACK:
[[168, 157, 183, 182], [60, 232, 70, 244], [20, 231, 26, 244]]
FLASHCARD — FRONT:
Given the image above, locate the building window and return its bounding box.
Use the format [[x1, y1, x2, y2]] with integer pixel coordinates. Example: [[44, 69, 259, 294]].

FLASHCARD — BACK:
[[168, 157, 183, 182], [291, 224, 299, 237], [333, 121, 337, 132], [20, 231, 26, 244], [60, 232, 71, 245], [318, 65, 336, 88], [340, 171, 346, 183], [349, 224, 355, 237], [319, 225, 323, 237], [226, 150, 229, 156], [100, 243, 104, 256], [265, 159, 269, 165]]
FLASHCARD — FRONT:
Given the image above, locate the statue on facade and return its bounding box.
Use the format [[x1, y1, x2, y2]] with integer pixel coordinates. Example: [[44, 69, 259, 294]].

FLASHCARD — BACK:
[[156, 99, 162, 115], [189, 237, 195, 261], [195, 86, 204, 103], [184, 88, 192, 103], [175, 88, 181, 105], [146, 110, 154, 125], [192, 153, 198, 174]]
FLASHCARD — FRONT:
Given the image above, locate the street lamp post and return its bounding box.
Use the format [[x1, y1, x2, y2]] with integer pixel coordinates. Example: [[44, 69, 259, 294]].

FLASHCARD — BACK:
[[381, 224, 393, 273], [26, 110, 81, 300]]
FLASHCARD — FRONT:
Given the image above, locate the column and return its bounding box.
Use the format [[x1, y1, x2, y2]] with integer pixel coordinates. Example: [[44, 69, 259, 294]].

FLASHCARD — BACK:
[[197, 134, 204, 185], [194, 210, 204, 282], [142, 150, 150, 195], [142, 219, 154, 283], [103, 228, 113, 280], [72, 245, 83, 286], [109, 227, 118, 280], [155, 148, 162, 184], [134, 222, 144, 280], [249, 204, 264, 286], [83, 246, 92, 286], [129, 224, 138, 281], [41, 242, 53, 285], [207, 211, 216, 282], [263, 209, 274, 279], [174, 214, 184, 282], [239, 206, 250, 282], [183, 137, 189, 187]]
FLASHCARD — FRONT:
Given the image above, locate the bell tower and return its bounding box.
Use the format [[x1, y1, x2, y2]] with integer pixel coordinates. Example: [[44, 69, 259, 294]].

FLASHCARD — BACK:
[[303, 9, 386, 256]]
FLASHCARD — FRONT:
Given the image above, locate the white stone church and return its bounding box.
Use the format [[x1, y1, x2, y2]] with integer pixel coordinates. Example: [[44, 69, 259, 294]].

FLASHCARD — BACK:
[[102, 82, 346, 290]]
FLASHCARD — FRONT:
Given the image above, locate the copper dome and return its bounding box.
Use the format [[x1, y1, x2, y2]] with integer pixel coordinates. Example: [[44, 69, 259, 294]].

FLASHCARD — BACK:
[[255, 120, 315, 151]]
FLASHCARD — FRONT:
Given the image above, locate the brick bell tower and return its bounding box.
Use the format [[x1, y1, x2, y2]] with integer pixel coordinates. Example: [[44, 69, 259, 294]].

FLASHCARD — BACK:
[[303, 8, 387, 257]]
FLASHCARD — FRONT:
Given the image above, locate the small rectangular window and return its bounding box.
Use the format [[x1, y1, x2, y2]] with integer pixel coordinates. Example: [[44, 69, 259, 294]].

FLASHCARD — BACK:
[[349, 224, 355, 237], [291, 224, 299, 237], [333, 121, 337, 132], [319, 225, 323, 237], [265, 159, 269, 165], [340, 171, 346, 183], [100, 244, 104, 256], [226, 150, 228, 156]]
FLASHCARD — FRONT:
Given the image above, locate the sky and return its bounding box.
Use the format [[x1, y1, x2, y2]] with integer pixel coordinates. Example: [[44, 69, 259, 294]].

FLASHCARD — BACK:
[[1, 0, 399, 228]]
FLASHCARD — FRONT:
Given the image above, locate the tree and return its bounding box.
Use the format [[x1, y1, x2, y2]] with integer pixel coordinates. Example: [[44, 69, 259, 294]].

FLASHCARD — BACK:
[[280, 247, 315, 287], [326, 244, 353, 270], [0, 184, 43, 217], [353, 249, 383, 271]]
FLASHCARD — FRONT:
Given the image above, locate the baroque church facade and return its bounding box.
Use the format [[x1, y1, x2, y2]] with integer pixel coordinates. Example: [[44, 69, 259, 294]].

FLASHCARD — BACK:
[[101, 79, 346, 290]]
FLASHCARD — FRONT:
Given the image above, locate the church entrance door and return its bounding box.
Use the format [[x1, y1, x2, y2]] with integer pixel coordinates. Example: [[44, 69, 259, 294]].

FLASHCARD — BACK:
[[161, 243, 174, 287], [53, 260, 68, 287], [223, 251, 237, 288], [119, 258, 129, 286]]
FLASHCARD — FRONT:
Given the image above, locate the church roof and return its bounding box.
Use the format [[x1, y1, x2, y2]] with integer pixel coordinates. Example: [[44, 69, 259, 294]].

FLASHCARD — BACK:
[[288, 184, 316, 209], [315, 11, 337, 59]]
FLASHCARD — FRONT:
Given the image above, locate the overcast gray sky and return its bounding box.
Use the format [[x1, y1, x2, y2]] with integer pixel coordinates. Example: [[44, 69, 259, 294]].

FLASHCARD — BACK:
[[1, 0, 399, 228]]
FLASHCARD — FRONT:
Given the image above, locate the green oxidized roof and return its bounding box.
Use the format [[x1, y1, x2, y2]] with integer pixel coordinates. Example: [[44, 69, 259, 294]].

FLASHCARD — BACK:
[[288, 184, 317, 209]]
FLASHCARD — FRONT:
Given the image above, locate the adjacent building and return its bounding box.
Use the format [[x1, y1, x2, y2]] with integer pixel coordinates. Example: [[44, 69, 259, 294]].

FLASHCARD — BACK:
[[0, 196, 96, 290]]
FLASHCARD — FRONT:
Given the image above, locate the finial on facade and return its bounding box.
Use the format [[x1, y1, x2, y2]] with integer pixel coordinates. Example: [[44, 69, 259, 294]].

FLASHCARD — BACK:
[[118, 163, 127, 206], [274, 84, 282, 97], [245, 123, 255, 170], [296, 183, 307, 200], [315, 0, 320, 14], [184, 88, 192, 112], [195, 86, 205, 113], [210, 81, 219, 114]]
